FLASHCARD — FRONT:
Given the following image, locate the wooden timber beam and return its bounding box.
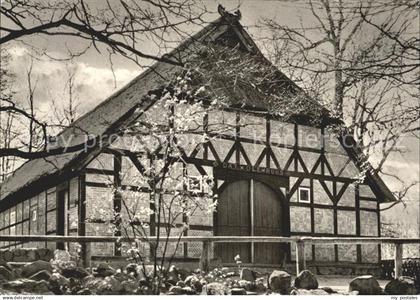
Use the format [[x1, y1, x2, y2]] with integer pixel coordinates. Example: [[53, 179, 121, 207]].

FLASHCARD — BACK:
[[2, 235, 419, 244], [1, 235, 417, 279]]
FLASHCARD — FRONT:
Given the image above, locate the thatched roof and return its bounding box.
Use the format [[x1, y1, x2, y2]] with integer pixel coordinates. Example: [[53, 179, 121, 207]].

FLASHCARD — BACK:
[[0, 11, 396, 205]]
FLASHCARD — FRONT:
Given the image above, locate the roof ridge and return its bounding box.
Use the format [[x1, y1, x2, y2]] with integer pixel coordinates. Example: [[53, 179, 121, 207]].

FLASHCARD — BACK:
[[52, 17, 226, 143]]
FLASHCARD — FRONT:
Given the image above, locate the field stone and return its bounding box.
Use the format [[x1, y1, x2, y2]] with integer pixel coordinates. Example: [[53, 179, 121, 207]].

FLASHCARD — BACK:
[[37, 249, 54, 261], [3, 251, 13, 262], [21, 260, 53, 278], [177, 268, 189, 281], [97, 276, 124, 295], [237, 279, 253, 291], [204, 282, 228, 295], [290, 288, 329, 295], [29, 270, 52, 281], [167, 265, 179, 284], [12, 249, 28, 262], [113, 272, 131, 282], [268, 270, 291, 295], [168, 285, 184, 295], [255, 277, 267, 293], [184, 275, 196, 285], [125, 263, 138, 277], [0, 288, 16, 295], [31, 280, 52, 294], [77, 288, 92, 295], [182, 286, 196, 295], [176, 280, 186, 287], [348, 275, 382, 295], [185, 275, 203, 293], [11, 268, 22, 279], [384, 276, 417, 295], [231, 288, 247, 295], [0, 266, 13, 281], [94, 262, 115, 277], [61, 266, 89, 279], [240, 268, 256, 281], [0, 261, 12, 271], [49, 272, 70, 292], [193, 281, 203, 293], [83, 275, 104, 292], [2, 279, 50, 294], [121, 280, 138, 294], [294, 270, 318, 290], [125, 263, 147, 282], [27, 249, 38, 262]]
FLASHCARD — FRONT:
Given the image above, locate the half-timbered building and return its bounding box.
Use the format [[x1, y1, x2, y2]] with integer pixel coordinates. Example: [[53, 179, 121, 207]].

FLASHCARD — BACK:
[[0, 10, 396, 274]]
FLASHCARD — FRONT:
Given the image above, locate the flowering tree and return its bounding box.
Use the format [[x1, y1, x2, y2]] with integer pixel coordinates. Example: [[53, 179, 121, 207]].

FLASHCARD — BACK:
[[83, 42, 319, 292], [83, 65, 239, 293]]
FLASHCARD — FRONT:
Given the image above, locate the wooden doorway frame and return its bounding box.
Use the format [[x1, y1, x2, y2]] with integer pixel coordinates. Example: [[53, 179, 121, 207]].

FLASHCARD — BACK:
[[214, 168, 291, 264]]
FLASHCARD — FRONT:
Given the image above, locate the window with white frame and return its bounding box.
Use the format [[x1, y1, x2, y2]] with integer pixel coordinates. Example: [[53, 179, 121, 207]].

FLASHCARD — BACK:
[[298, 187, 311, 203]]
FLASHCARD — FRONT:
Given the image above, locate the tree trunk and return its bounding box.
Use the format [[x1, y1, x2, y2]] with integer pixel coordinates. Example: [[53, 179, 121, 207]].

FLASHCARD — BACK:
[[333, 55, 344, 119]]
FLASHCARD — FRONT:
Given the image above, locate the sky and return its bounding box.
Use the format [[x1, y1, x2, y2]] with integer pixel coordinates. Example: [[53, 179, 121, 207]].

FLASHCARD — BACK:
[[2, 0, 419, 234]]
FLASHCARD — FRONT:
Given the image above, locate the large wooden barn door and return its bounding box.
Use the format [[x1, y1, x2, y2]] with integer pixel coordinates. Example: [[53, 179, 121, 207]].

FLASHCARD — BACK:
[[216, 180, 251, 263], [216, 179, 284, 265], [56, 189, 68, 250], [253, 180, 283, 264]]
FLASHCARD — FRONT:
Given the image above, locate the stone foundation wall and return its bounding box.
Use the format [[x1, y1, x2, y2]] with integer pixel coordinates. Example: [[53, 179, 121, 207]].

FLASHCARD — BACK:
[[0, 248, 54, 262], [281, 262, 382, 277]]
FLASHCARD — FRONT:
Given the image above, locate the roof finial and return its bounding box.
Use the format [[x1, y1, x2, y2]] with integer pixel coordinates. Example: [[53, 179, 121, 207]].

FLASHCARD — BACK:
[[218, 4, 241, 22]]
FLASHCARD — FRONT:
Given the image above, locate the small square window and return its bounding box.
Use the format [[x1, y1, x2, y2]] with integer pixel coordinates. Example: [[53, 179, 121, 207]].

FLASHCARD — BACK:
[[31, 208, 37, 222], [10, 211, 16, 225], [187, 176, 203, 193], [298, 187, 311, 203]]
